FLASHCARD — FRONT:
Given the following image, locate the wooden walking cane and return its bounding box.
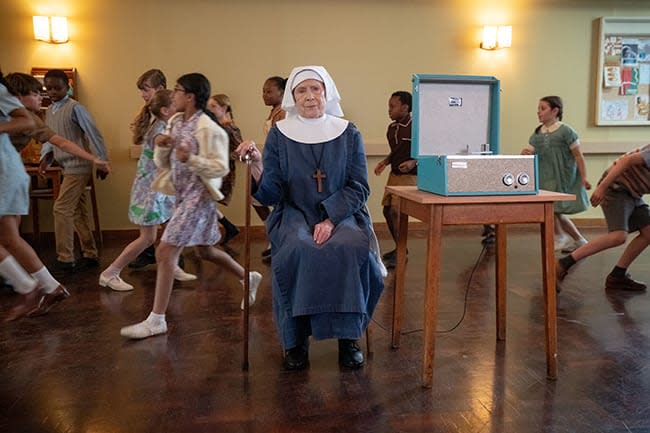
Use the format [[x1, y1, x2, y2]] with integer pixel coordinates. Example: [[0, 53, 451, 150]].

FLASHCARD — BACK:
[[242, 146, 254, 371]]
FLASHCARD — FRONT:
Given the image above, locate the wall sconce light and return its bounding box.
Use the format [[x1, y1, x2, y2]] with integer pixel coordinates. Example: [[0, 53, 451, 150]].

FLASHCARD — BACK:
[[481, 25, 512, 50], [33, 16, 69, 43]]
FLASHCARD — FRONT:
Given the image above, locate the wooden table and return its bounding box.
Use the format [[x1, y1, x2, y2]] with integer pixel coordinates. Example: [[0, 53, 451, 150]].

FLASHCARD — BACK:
[[387, 186, 575, 388]]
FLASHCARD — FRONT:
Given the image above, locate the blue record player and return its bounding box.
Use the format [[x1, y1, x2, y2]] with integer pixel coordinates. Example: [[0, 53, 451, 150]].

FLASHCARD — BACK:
[[412, 74, 538, 196]]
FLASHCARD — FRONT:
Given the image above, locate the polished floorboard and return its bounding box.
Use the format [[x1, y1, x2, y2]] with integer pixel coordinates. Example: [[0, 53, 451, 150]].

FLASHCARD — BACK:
[[1, 226, 650, 433]]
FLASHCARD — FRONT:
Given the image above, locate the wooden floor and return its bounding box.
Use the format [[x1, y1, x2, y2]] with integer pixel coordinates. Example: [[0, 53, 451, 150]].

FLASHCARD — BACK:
[[2, 226, 650, 433]]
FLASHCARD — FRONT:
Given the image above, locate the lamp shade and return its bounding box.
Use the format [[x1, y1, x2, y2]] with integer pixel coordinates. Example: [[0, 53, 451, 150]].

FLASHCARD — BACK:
[[480, 25, 511, 50], [497, 26, 512, 48], [481, 26, 498, 50], [33, 15, 69, 43], [33, 16, 50, 42], [50, 16, 69, 43]]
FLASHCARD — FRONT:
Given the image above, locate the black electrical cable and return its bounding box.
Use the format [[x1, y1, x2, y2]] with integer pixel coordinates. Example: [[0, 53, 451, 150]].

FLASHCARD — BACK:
[[371, 242, 490, 335], [436, 242, 489, 334]]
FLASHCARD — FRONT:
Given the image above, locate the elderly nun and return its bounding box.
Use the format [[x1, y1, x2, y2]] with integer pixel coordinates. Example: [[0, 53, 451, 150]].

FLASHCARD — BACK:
[[237, 65, 385, 371]]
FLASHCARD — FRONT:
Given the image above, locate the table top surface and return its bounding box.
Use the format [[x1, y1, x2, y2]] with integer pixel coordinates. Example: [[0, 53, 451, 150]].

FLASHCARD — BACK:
[[25, 166, 62, 174], [385, 186, 575, 204]]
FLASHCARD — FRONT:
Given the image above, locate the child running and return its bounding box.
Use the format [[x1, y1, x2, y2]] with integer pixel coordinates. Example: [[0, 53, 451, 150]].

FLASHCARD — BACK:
[[127, 69, 167, 269], [120, 73, 262, 339], [522, 96, 590, 253], [99, 89, 196, 291], [557, 144, 650, 292], [1, 71, 110, 320], [207, 93, 241, 246]]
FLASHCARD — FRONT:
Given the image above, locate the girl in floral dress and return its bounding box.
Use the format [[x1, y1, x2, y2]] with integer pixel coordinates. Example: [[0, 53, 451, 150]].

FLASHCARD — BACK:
[[125, 69, 168, 269], [120, 73, 262, 339], [99, 89, 195, 291]]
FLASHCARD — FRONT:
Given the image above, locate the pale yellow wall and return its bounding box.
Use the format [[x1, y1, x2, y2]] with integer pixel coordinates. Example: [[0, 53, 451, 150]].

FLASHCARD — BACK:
[[2, 0, 649, 231]]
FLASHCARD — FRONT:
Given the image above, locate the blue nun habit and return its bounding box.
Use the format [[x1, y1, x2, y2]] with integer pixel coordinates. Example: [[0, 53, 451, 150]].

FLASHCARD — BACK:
[[254, 117, 385, 350]]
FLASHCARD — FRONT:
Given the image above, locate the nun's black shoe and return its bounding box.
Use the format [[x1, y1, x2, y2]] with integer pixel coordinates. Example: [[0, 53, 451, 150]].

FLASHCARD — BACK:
[[283, 347, 309, 371], [338, 339, 364, 369]]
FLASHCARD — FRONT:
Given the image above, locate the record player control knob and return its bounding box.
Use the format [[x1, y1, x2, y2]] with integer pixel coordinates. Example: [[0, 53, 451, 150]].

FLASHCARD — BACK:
[[502, 173, 515, 187], [517, 173, 530, 186]]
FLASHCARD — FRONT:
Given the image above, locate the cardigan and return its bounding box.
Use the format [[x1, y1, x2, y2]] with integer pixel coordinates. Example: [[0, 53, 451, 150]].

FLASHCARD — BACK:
[[152, 112, 229, 202]]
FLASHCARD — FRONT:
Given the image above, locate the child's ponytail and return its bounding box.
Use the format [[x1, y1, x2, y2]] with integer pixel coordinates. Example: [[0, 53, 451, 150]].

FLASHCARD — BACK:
[[132, 105, 153, 145]]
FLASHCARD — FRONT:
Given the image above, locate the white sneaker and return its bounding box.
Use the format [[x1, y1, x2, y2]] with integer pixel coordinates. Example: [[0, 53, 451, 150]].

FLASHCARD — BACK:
[[173, 268, 197, 282], [561, 238, 588, 254], [554, 234, 571, 251], [120, 319, 167, 339], [99, 274, 134, 292], [240, 271, 262, 310]]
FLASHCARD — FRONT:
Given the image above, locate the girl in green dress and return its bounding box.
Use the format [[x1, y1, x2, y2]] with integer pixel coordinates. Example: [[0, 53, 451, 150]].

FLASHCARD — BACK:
[[522, 96, 591, 253]]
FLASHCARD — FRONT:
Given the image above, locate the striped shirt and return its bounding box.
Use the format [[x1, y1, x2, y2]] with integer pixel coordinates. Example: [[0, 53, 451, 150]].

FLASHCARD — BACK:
[[609, 144, 650, 198]]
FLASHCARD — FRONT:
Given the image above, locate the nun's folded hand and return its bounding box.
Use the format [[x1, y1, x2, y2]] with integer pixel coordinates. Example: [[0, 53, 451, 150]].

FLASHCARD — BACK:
[[313, 219, 335, 245]]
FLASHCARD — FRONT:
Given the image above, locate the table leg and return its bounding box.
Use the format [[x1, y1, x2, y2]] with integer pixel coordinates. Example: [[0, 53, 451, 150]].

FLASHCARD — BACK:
[[495, 224, 507, 341], [541, 203, 557, 380], [391, 198, 409, 348], [542, 203, 558, 379], [422, 205, 442, 388]]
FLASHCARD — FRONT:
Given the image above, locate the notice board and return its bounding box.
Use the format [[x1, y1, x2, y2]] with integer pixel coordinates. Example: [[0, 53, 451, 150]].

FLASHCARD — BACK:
[[595, 17, 650, 126]]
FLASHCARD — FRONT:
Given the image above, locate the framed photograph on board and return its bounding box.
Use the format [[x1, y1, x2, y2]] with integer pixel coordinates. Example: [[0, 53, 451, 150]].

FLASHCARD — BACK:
[[595, 17, 650, 126]]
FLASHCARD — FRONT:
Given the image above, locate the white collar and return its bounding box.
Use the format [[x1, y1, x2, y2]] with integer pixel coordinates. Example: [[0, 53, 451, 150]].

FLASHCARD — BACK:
[[277, 114, 348, 143]]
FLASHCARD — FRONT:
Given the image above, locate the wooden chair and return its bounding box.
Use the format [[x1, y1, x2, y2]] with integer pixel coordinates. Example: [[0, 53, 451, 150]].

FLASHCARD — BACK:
[[28, 168, 102, 247], [27, 166, 60, 245]]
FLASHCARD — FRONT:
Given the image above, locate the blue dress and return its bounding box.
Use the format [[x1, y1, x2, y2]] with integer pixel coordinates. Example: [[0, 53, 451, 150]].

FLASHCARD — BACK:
[[255, 122, 384, 350], [0, 84, 30, 217]]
